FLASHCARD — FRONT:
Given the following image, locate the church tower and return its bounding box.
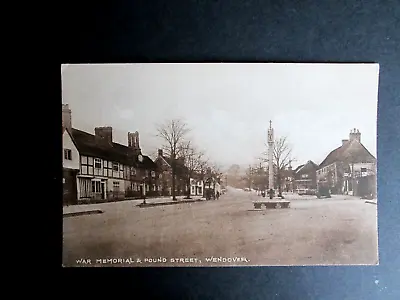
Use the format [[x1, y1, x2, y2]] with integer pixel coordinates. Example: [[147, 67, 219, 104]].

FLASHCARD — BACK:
[[128, 131, 141, 155]]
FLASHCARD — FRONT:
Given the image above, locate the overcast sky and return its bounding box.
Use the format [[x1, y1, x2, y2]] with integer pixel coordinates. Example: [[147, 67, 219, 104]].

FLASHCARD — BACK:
[[61, 63, 379, 171]]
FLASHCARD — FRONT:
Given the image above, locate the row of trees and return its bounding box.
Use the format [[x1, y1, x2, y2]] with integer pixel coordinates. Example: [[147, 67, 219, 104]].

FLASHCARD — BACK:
[[155, 119, 223, 200]]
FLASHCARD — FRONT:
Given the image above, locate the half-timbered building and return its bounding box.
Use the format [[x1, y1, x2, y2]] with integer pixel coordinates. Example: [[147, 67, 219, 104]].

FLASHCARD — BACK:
[[62, 104, 159, 204]]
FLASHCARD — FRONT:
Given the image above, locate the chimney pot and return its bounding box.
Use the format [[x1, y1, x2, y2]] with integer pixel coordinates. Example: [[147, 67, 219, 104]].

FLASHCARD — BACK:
[[158, 149, 163, 156]]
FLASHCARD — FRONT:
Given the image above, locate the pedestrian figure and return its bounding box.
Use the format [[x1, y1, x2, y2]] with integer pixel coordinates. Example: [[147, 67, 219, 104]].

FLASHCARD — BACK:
[[216, 191, 220, 200]]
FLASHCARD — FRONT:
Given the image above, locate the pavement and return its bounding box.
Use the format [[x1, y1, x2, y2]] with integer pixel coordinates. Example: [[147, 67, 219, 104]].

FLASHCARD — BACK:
[[63, 195, 205, 215], [63, 187, 378, 267]]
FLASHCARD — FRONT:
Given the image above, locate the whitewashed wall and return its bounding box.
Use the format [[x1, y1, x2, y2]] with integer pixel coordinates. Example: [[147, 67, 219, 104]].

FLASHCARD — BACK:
[[62, 130, 79, 170], [80, 155, 125, 179], [107, 178, 126, 192]]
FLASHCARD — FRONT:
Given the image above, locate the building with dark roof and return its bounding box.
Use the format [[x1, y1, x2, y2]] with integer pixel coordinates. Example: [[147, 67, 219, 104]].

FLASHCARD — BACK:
[[316, 128, 376, 197], [154, 149, 189, 196], [293, 160, 318, 192], [62, 104, 160, 204]]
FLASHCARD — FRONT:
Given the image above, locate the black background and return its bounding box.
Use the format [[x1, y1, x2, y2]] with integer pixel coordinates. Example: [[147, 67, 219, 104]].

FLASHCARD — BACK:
[[61, 0, 400, 298]]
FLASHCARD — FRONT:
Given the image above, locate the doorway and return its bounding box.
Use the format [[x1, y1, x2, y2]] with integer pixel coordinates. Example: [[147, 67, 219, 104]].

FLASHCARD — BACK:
[[101, 182, 106, 199]]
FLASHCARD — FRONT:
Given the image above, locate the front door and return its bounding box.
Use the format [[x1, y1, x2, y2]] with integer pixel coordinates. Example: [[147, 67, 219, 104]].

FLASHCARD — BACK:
[[63, 169, 78, 205]]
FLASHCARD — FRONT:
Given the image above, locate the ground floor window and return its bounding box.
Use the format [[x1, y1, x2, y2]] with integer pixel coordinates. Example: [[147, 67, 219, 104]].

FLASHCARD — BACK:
[[113, 181, 120, 191], [92, 181, 101, 193], [79, 178, 91, 198]]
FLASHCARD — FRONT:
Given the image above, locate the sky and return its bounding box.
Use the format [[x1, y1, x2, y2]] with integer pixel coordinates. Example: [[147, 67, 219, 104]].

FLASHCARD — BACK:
[[61, 63, 379, 171]]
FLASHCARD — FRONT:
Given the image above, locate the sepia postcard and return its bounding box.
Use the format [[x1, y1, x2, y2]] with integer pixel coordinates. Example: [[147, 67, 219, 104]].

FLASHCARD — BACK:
[[62, 63, 379, 267]]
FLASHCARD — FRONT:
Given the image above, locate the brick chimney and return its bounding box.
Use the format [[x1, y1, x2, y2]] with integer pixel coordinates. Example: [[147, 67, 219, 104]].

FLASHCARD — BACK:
[[62, 104, 72, 130], [158, 149, 163, 157], [349, 128, 361, 143], [128, 131, 141, 154], [95, 127, 113, 144]]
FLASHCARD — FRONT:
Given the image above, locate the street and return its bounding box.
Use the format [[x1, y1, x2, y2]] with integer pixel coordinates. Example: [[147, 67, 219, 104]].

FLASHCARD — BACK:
[[63, 187, 378, 267]]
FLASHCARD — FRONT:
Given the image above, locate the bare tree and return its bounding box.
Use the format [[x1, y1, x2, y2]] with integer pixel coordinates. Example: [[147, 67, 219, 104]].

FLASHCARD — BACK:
[[244, 165, 254, 190], [260, 136, 295, 196], [208, 162, 223, 195], [178, 141, 205, 199], [156, 119, 190, 200]]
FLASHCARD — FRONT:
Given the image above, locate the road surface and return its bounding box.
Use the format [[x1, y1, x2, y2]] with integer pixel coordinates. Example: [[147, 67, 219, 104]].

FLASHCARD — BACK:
[[63, 187, 378, 267]]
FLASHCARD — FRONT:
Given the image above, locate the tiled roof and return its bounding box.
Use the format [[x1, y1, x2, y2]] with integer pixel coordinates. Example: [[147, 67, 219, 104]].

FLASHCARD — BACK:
[[295, 160, 318, 174], [159, 155, 189, 175], [69, 128, 157, 169], [293, 164, 305, 173], [318, 140, 376, 169]]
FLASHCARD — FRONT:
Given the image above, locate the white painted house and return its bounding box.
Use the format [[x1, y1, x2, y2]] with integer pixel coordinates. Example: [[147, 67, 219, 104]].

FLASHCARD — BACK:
[[190, 178, 204, 196], [62, 127, 80, 205]]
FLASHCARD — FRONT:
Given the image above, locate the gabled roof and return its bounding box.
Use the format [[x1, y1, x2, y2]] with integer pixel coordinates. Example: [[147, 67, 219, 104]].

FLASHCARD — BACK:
[[318, 140, 376, 169], [68, 128, 157, 169], [293, 164, 305, 173], [156, 155, 189, 176], [295, 160, 318, 174]]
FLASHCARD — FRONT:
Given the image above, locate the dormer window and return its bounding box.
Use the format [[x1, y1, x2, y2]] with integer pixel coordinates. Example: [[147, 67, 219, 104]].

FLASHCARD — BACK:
[[94, 158, 102, 169]]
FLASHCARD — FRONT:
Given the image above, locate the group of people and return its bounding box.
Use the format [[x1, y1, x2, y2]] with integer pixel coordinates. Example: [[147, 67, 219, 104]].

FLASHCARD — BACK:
[[205, 189, 220, 200]]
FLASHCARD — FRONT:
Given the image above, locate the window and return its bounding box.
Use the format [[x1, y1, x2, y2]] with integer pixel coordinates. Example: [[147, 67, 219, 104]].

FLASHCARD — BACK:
[[301, 174, 309, 178], [113, 162, 119, 171], [145, 170, 149, 177], [120, 164, 123, 171], [159, 174, 162, 179], [130, 168, 136, 176], [113, 181, 120, 193], [151, 171, 155, 178], [361, 167, 367, 172], [64, 149, 72, 160], [92, 181, 101, 193], [94, 158, 102, 169]]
